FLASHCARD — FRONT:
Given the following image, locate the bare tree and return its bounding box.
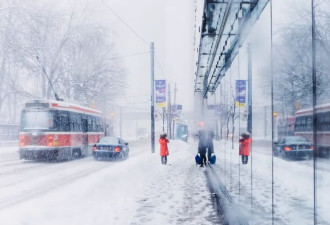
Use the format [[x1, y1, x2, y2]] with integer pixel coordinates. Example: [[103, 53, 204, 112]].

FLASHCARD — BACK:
[[0, 0, 126, 122]]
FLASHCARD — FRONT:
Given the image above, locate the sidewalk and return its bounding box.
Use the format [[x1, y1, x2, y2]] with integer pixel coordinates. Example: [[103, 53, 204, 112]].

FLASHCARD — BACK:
[[130, 140, 221, 225], [211, 140, 330, 224]]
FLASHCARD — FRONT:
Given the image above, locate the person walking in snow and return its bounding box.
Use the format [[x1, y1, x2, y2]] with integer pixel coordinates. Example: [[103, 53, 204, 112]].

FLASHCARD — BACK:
[[197, 129, 207, 167], [159, 133, 169, 164], [239, 132, 251, 164]]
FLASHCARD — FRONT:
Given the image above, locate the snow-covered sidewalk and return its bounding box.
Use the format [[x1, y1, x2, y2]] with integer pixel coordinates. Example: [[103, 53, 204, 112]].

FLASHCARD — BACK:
[[212, 140, 330, 225], [0, 140, 220, 225], [130, 141, 220, 225]]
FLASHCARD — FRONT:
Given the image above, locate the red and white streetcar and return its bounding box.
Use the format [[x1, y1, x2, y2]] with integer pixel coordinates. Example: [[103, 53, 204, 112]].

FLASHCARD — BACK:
[[19, 99, 104, 160], [294, 103, 330, 157]]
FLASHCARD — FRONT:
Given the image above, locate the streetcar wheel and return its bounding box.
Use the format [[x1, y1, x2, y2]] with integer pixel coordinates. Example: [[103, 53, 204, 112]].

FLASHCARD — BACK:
[[72, 149, 81, 158]]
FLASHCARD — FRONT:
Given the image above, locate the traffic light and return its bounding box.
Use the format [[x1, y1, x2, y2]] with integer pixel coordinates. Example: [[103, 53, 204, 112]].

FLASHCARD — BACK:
[[273, 111, 278, 117]]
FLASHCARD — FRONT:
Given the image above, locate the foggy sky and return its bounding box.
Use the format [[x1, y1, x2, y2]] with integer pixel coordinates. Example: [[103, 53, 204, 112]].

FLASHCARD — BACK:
[[63, 0, 195, 111]]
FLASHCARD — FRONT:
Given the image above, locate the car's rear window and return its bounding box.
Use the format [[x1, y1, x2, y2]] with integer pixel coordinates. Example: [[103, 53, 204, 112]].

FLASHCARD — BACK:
[[285, 136, 309, 143], [98, 137, 120, 145]]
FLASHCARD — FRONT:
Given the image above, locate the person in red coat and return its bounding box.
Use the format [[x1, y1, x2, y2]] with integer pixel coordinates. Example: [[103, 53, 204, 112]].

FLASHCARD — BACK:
[[159, 133, 169, 164], [239, 132, 251, 164]]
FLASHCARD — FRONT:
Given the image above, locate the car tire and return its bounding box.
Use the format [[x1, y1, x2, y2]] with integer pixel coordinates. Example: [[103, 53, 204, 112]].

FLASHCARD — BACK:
[[118, 152, 124, 161], [273, 148, 277, 157]]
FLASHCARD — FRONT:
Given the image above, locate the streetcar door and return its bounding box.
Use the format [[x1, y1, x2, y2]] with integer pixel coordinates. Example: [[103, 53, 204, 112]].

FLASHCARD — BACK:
[[82, 119, 88, 133], [82, 119, 88, 155]]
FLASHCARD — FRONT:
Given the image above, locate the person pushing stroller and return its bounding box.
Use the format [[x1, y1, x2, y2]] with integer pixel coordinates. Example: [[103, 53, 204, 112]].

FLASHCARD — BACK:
[[197, 129, 215, 167]]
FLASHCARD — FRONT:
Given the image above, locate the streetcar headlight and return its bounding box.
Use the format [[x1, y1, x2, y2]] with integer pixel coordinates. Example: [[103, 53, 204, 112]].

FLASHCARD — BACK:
[[47, 135, 54, 147]]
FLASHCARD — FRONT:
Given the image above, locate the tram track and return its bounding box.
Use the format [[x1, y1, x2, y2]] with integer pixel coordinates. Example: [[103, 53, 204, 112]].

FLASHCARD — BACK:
[[0, 142, 145, 211], [0, 161, 113, 211]]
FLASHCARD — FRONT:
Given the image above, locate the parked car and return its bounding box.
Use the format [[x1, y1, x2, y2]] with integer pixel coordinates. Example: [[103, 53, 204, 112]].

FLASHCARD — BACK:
[[273, 136, 313, 160], [93, 136, 129, 160]]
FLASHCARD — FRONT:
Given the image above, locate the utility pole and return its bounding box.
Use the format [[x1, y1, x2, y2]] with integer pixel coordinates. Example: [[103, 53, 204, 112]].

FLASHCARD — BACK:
[[264, 106, 267, 137], [311, 1, 318, 224], [167, 83, 172, 139], [247, 43, 252, 134], [162, 107, 165, 132], [150, 42, 155, 153], [172, 83, 177, 139], [120, 106, 122, 137]]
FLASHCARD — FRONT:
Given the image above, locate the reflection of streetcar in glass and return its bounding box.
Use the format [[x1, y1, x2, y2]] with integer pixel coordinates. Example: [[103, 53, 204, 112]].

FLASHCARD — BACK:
[[19, 99, 104, 160], [294, 104, 330, 158], [277, 116, 296, 138]]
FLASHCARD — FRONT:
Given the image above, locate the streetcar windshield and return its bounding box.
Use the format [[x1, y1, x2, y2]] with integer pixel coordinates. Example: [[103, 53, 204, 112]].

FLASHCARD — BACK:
[[20, 111, 54, 130]]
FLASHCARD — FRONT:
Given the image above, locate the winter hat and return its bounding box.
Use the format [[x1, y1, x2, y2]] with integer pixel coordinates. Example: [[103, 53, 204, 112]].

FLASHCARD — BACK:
[[241, 132, 250, 138]]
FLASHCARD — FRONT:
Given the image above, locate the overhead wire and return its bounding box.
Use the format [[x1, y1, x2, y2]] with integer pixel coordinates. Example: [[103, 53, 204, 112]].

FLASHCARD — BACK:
[[106, 51, 150, 60], [98, 0, 170, 81], [98, 0, 150, 47], [155, 54, 166, 78]]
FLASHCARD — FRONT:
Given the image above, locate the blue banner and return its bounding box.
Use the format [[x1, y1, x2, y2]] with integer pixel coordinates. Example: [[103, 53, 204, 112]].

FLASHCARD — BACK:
[[236, 80, 246, 107], [155, 80, 166, 108]]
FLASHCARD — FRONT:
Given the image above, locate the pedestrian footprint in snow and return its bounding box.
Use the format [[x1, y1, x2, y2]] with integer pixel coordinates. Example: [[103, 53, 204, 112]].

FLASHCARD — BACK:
[[159, 133, 169, 165], [239, 132, 251, 164]]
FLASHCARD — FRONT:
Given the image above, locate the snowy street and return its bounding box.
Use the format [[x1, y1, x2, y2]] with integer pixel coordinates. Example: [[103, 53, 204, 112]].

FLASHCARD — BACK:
[[2, 138, 329, 225], [0, 140, 220, 225]]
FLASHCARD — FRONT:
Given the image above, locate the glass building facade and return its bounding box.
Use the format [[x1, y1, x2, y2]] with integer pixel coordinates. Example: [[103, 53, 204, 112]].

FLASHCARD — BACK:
[[201, 1, 330, 224]]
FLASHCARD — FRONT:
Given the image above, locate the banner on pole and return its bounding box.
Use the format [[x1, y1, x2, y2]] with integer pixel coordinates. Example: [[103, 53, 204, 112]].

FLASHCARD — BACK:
[[155, 80, 166, 108], [236, 80, 246, 107]]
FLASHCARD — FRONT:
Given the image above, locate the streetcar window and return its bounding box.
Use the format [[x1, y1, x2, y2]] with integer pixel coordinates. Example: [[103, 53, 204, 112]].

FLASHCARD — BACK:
[[88, 116, 92, 131], [20, 111, 54, 130], [96, 117, 101, 132], [306, 116, 313, 131], [70, 112, 77, 131], [295, 116, 308, 132], [326, 112, 330, 131], [76, 113, 82, 131], [59, 111, 70, 131], [320, 112, 330, 131], [92, 117, 96, 131]]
